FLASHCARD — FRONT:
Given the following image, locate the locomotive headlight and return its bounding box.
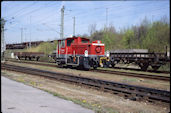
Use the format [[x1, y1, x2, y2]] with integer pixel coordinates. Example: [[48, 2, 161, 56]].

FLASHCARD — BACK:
[[84, 50, 88, 57], [106, 50, 110, 57]]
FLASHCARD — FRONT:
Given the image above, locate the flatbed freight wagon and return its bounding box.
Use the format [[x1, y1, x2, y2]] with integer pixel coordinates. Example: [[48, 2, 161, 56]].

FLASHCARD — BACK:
[[14, 52, 45, 61]]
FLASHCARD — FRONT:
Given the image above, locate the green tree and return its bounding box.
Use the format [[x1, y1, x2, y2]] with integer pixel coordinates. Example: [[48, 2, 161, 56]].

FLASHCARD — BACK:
[[142, 20, 170, 52], [122, 30, 134, 49]]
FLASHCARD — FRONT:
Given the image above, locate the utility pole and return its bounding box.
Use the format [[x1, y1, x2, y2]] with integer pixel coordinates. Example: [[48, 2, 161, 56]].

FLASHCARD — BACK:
[[60, 6, 65, 39], [29, 16, 32, 48], [152, 15, 154, 22], [1, 18, 6, 61], [21, 28, 23, 43], [73, 16, 75, 36], [106, 8, 108, 31], [23, 28, 27, 43]]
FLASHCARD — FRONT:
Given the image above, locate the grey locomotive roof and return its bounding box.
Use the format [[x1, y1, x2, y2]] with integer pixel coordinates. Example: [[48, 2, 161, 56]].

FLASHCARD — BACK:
[[57, 36, 89, 41]]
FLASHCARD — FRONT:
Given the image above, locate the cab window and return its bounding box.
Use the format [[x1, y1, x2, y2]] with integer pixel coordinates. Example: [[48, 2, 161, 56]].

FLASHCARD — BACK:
[[67, 39, 74, 46], [81, 39, 89, 43], [61, 40, 65, 47]]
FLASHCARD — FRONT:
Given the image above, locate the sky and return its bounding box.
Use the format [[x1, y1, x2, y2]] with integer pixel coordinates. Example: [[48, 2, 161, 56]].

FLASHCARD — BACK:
[[1, 1, 170, 44]]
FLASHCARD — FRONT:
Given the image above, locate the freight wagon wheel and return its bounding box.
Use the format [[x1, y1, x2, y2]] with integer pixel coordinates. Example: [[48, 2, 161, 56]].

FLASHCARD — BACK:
[[151, 65, 160, 71], [139, 62, 149, 71], [140, 66, 148, 71]]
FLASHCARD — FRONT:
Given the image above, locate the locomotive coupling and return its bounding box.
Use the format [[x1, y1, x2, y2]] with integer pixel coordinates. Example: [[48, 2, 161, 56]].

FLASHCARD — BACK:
[[99, 57, 110, 67], [99, 51, 110, 67]]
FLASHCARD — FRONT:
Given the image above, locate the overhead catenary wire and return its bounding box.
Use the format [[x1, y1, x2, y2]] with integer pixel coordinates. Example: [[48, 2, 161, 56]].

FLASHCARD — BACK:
[[64, 2, 154, 19], [4, 2, 54, 20], [4, 2, 37, 19]]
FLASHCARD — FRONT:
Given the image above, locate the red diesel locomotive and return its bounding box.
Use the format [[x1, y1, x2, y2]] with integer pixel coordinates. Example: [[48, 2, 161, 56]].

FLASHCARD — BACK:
[[56, 36, 110, 70]]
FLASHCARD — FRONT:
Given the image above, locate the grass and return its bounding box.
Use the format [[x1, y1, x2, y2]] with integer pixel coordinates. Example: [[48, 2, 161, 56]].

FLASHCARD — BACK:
[[122, 78, 138, 82], [43, 90, 115, 113], [158, 63, 170, 72]]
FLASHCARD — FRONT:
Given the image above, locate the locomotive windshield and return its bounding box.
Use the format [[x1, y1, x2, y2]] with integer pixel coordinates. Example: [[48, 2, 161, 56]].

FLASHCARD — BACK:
[[67, 39, 74, 46], [61, 40, 65, 47]]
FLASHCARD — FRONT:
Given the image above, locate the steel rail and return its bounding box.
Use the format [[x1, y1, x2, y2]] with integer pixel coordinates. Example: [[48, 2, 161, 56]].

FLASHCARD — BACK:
[[1, 63, 170, 105], [6, 59, 170, 81], [112, 66, 170, 74], [92, 69, 170, 81]]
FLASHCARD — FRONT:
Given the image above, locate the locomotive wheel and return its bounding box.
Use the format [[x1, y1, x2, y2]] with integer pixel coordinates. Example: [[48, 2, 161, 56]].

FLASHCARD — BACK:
[[77, 65, 85, 70], [83, 58, 91, 70], [57, 64, 64, 68], [92, 61, 98, 69], [111, 63, 115, 67], [36, 57, 40, 61], [66, 65, 73, 69], [93, 65, 97, 69], [57, 61, 64, 68]]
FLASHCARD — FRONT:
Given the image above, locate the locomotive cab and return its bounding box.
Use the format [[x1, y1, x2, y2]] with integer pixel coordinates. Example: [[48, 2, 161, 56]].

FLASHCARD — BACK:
[[56, 36, 110, 70]]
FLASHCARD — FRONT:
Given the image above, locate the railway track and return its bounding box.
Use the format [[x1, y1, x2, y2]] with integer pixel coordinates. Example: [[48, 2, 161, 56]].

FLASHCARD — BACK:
[[6, 59, 170, 81], [6, 58, 170, 74], [113, 66, 170, 74], [1, 63, 170, 106], [93, 69, 170, 81]]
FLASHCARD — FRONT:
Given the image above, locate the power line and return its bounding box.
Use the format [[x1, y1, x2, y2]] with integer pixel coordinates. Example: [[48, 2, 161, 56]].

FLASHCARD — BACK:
[[5, 2, 37, 19], [31, 4, 61, 23], [33, 3, 63, 25], [64, 1, 164, 21], [42, 23, 60, 34], [5, 2, 53, 20]]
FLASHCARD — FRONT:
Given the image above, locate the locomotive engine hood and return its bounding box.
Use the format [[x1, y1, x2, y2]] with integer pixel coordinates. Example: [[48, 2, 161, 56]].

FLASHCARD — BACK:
[[89, 40, 105, 56]]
